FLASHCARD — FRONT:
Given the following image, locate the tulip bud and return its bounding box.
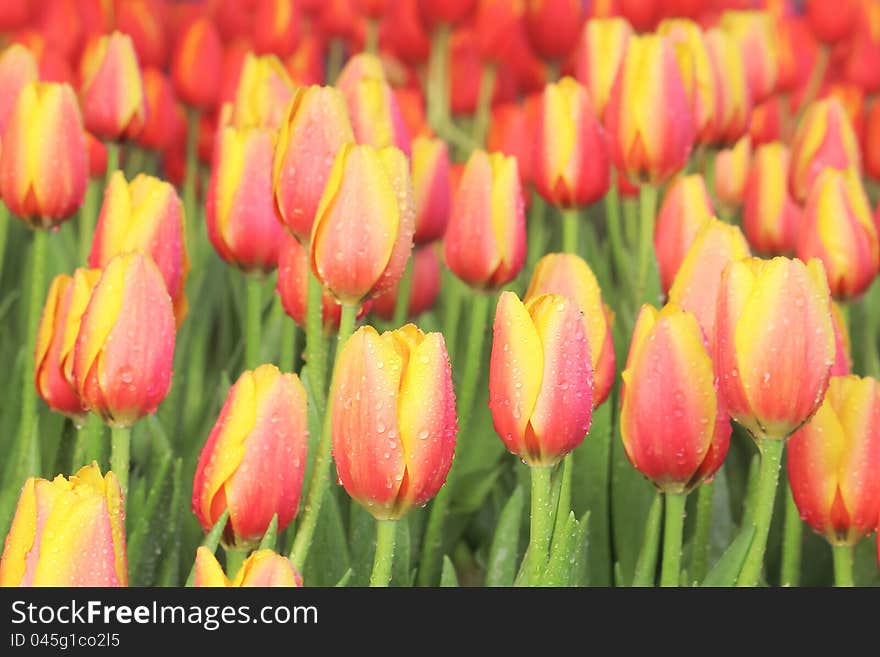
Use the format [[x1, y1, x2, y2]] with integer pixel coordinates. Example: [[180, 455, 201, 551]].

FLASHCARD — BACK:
[[715, 256, 835, 440], [207, 109, 286, 274], [533, 77, 610, 209], [171, 18, 222, 109], [253, 0, 301, 58], [489, 292, 593, 467], [830, 302, 853, 377], [605, 34, 696, 185], [411, 136, 451, 244], [311, 144, 415, 305], [704, 27, 752, 145], [444, 149, 526, 290], [35, 269, 102, 423], [272, 85, 355, 242], [487, 99, 538, 184], [332, 324, 457, 519], [774, 16, 817, 95], [89, 171, 189, 323], [621, 303, 731, 493], [336, 53, 411, 156], [194, 547, 303, 587], [0, 464, 127, 586], [372, 244, 441, 321], [192, 364, 309, 549], [743, 141, 801, 255], [654, 174, 714, 293], [805, 0, 857, 45], [0, 43, 38, 135], [668, 218, 751, 345], [115, 0, 168, 69], [720, 10, 778, 104], [0, 82, 88, 227], [73, 252, 176, 428], [790, 98, 862, 203], [523, 0, 586, 62], [78, 31, 146, 142], [230, 52, 295, 132], [525, 254, 615, 408], [574, 18, 632, 120], [714, 135, 751, 209], [788, 375, 880, 546], [137, 67, 180, 152], [797, 169, 880, 301]]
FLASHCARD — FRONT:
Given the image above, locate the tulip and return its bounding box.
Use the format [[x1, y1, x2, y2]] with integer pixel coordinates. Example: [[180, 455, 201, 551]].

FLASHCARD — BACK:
[[192, 364, 309, 549], [0, 464, 127, 586], [704, 27, 752, 145], [171, 17, 223, 109], [381, 0, 431, 64], [253, 0, 301, 58], [742, 141, 801, 255], [790, 98, 861, 203], [667, 218, 751, 345], [444, 149, 526, 290], [207, 109, 286, 274], [487, 100, 537, 184], [573, 18, 632, 120], [525, 253, 615, 408], [618, 0, 660, 31], [194, 547, 303, 587], [311, 144, 415, 306], [719, 10, 778, 104], [137, 67, 181, 152], [797, 169, 880, 301], [748, 98, 782, 147], [78, 31, 146, 142], [89, 171, 189, 324], [0, 43, 38, 135], [35, 268, 102, 423], [0, 82, 88, 227], [73, 252, 175, 428], [867, 100, 880, 182], [805, 0, 857, 44], [115, 0, 168, 69], [472, 0, 526, 64], [523, 0, 586, 62], [788, 376, 880, 562], [532, 77, 610, 209], [774, 16, 817, 95], [844, 2, 880, 94], [604, 34, 695, 185], [714, 135, 751, 209], [411, 135, 451, 244], [336, 53, 411, 156], [653, 174, 714, 294], [229, 52, 295, 132], [372, 244, 441, 321], [272, 85, 355, 242], [621, 303, 731, 493], [332, 323, 457, 519], [830, 302, 852, 377]]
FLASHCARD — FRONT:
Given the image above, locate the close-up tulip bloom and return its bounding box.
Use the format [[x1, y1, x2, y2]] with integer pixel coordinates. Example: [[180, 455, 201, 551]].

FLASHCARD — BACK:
[[192, 364, 309, 549], [194, 547, 303, 587], [444, 149, 526, 290], [488, 291, 593, 467], [332, 324, 457, 519], [0, 464, 127, 587], [742, 141, 801, 255], [72, 252, 176, 428], [574, 17, 633, 120], [411, 135, 451, 244]]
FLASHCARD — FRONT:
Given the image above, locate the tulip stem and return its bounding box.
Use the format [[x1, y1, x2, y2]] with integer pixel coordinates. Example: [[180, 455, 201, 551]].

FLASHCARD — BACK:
[[73, 414, 105, 470], [78, 179, 100, 263], [105, 142, 120, 186], [736, 437, 785, 586], [279, 311, 298, 373], [0, 202, 7, 287], [327, 38, 345, 84], [526, 196, 547, 272], [527, 465, 554, 586], [637, 184, 658, 304], [690, 481, 714, 584], [183, 108, 200, 261], [458, 292, 491, 428], [660, 492, 687, 587], [245, 276, 262, 370], [392, 255, 414, 328], [290, 304, 357, 572], [473, 63, 496, 146], [780, 479, 803, 586], [365, 19, 379, 55], [225, 547, 248, 581], [561, 208, 579, 254], [369, 519, 397, 587], [632, 491, 664, 586], [305, 270, 328, 415], [832, 544, 854, 587], [111, 426, 131, 498], [604, 184, 631, 290]]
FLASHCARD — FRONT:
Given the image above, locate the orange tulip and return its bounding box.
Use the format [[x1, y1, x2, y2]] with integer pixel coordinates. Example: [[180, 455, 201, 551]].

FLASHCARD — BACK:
[[742, 141, 801, 255], [193, 547, 303, 587], [171, 17, 222, 109]]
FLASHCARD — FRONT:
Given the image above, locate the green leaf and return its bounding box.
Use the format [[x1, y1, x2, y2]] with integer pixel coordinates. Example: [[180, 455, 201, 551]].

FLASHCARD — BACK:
[[390, 516, 411, 587], [440, 556, 459, 587], [259, 514, 279, 551], [485, 485, 524, 587], [158, 458, 185, 586], [349, 501, 376, 586], [450, 465, 502, 515], [570, 511, 591, 587], [542, 512, 578, 586], [128, 453, 174, 586], [631, 492, 663, 587], [701, 526, 756, 587], [302, 489, 350, 586], [334, 568, 353, 587], [184, 508, 230, 587]]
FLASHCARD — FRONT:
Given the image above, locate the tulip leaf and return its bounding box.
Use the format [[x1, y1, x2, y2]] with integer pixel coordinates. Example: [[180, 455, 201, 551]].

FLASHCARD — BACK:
[[485, 485, 524, 587], [184, 509, 230, 587], [701, 526, 755, 587], [570, 511, 591, 587], [128, 452, 174, 586], [334, 568, 353, 587], [451, 465, 503, 515], [158, 458, 185, 586], [302, 489, 350, 587], [542, 511, 578, 587], [259, 514, 279, 551], [298, 365, 325, 501], [349, 501, 377, 586], [631, 492, 663, 587], [440, 556, 459, 587]]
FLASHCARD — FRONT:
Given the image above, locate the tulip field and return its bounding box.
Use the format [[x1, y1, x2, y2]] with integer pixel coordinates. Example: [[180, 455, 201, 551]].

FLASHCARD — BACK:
[[1, 0, 880, 592]]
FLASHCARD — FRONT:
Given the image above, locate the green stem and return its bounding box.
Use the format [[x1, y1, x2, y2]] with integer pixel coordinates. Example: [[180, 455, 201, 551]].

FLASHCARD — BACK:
[[632, 491, 663, 586], [832, 544, 854, 587], [526, 195, 547, 271], [660, 492, 687, 587], [736, 437, 785, 587], [369, 519, 397, 587], [392, 255, 414, 327], [690, 481, 714, 584], [780, 479, 803, 587], [472, 63, 497, 146], [623, 197, 638, 247], [427, 24, 451, 133], [105, 142, 120, 186], [637, 184, 658, 304], [279, 310, 298, 373], [527, 465, 554, 586], [245, 276, 262, 370], [111, 425, 131, 498], [327, 38, 345, 84], [441, 273, 463, 364], [305, 270, 328, 415], [364, 19, 379, 55], [78, 179, 100, 263], [290, 304, 357, 571], [604, 184, 631, 288], [561, 207, 579, 254], [224, 547, 248, 580], [183, 108, 200, 263], [73, 414, 104, 470], [457, 293, 491, 427]]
